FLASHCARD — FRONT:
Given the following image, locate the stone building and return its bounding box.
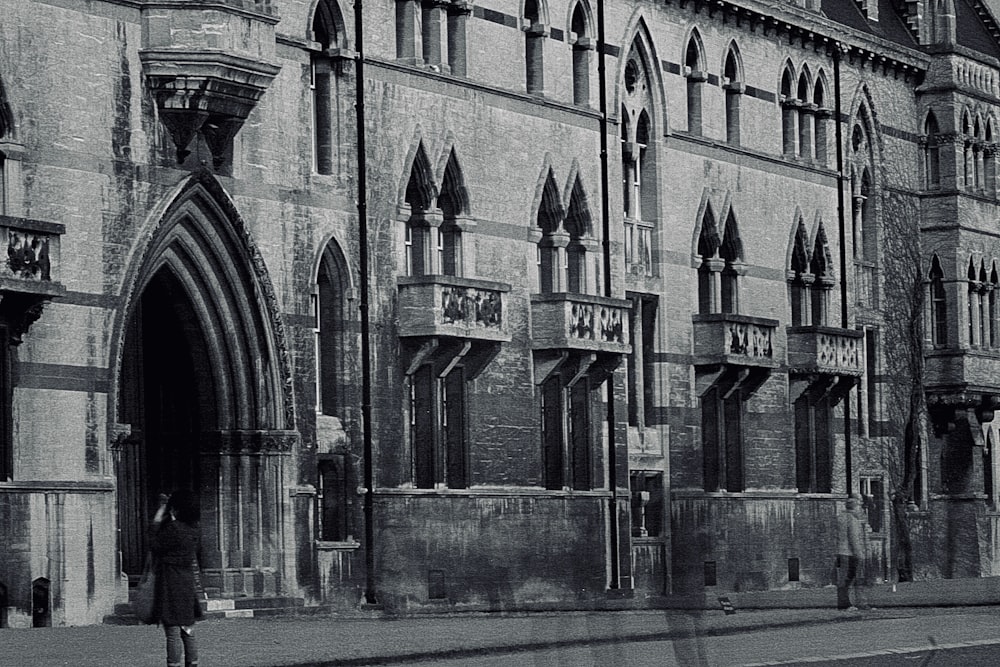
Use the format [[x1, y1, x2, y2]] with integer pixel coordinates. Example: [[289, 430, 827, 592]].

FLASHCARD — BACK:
[[3, 0, 1000, 626]]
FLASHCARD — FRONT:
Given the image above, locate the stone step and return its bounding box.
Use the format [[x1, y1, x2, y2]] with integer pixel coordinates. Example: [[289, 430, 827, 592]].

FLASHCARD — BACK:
[[104, 596, 316, 625]]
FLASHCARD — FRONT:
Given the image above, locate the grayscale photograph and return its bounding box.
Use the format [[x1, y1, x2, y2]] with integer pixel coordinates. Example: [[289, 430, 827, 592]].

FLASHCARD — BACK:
[[3, 0, 1000, 664]]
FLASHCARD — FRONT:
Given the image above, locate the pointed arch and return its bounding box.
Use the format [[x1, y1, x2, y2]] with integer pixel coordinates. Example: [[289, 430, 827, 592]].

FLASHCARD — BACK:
[[720, 208, 744, 263], [616, 15, 667, 136], [570, 0, 594, 106], [437, 146, 471, 218], [723, 42, 743, 145], [565, 168, 595, 293], [399, 137, 440, 276], [523, 0, 548, 94], [693, 194, 720, 259], [790, 216, 811, 274], [780, 61, 797, 154], [684, 28, 707, 135], [404, 141, 438, 212], [116, 172, 293, 433], [309, 0, 350, 49], [788, 215, 812, 326], [924, 110, 942, 189], [315, 234, 357, 420], [811, 220, 834, 279], [537, 167, 564, 234], [111, 172, 297, 581]]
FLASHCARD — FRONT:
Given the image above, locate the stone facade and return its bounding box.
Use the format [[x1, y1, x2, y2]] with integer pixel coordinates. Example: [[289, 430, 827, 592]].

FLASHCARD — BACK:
[[4, 0, 1000, 626]]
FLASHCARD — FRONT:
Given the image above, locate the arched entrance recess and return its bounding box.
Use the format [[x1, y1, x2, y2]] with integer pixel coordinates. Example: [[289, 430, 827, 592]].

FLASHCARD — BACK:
[[113, 173, 297, 597]]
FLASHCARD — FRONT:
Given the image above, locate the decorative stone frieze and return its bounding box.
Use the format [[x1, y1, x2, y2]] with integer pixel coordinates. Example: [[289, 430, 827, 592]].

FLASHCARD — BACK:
[[0, 214, 65, 343], [397, 275, 510, 341], [530, 293, 631, 355], [787, 326, 864, 376], [692, 313, 779, 367]]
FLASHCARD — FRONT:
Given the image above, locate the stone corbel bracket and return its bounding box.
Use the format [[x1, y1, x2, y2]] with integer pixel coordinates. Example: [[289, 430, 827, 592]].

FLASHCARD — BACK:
[[141, 51, 281, 166]]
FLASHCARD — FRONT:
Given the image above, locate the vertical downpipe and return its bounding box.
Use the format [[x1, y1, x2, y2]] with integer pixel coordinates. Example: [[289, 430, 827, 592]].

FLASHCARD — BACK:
[[355, 0, 378, 604], [834, 45, 853, 494], [597, 0, 620, 589]]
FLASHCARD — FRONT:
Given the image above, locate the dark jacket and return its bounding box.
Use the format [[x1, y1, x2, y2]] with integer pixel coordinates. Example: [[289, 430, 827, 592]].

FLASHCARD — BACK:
[[151, 520, 203, 626]]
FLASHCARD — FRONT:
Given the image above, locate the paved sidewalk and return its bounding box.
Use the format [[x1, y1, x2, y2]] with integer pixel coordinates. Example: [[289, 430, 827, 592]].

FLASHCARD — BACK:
[[0, 607, 914, 667]]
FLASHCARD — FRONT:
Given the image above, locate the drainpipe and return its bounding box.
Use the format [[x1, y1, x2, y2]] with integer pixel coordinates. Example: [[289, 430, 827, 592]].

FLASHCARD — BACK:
[[354, 0, 378, 604], [596, 0, 620, 589], [834, 44, 853, 495]]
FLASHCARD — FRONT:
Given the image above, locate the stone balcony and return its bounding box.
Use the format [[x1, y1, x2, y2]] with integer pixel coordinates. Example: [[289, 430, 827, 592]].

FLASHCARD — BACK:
[[397, 275, 510, 342], [691, 313, 780, 369], [0, 214, 66, 342], [139, 0, 281, 165], [530, 293, 631, 355], [787, 326, 864, 377]]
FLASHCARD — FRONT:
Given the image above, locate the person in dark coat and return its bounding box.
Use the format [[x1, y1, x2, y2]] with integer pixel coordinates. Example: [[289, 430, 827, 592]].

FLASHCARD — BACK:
[[151, 489, 204, 667]]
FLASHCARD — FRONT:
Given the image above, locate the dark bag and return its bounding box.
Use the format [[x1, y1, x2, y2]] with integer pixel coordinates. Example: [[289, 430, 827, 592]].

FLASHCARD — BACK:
[[133, 553, 157, 624]]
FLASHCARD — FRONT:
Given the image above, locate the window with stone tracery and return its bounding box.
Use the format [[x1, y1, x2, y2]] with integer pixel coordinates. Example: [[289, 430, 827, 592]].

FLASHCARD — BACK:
[[697, 206, 744, 315], [621, 40, 657, 276]]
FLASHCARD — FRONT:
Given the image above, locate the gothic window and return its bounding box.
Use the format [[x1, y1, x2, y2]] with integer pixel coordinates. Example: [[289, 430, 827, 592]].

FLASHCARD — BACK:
[[421, 0, 444, 69], [524, 0, 547, 95], [627, 293, 657, 428], [316, 240, 353, 418], [789, 219, 812, 327], [963, 111, 974, 189], [974, 116, 985, 190], [850, 116, 879, 309], [986, 120, 997, 195], [309, 1, 349, 175], [438, 149, 470, 276], [797, 71, 812, 160], [697, 205, 744, 315], [780, 65, 797, 155], [570, 2, 593, 106], [402, 143, 439, 276], [702, 383, 744, 492], [536, 169, 566, 293], [685, 32, 705, 135], [795, 391, 832, 493], [814, 76, 829, 165], [541, 373, 594, 490], [411, 364, 468, 489], [929, 255, 948, 347], [564, 173, 596, 294], [969, 258, 985, 347], [621, 40, 656, 276], [723, 46, 743, 145], [810, 224, 834, 325], [990, 264, 999, 348], [629, 470, 663, 537], [924, 112, 941, 189]]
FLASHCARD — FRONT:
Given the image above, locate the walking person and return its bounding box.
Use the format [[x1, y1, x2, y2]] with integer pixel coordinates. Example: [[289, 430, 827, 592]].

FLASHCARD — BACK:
[[834, 494, 866, 611], [151, 489, 204, 667]]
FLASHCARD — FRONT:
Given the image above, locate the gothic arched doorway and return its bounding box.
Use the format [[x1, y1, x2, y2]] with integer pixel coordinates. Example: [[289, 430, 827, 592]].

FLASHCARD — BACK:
[[113, 174, 296, 596]]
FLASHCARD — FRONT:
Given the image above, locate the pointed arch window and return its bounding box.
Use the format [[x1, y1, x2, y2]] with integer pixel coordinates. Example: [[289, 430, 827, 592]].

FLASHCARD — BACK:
[[438, 150, 471, 276], [310, 1, 347, 175], [788, 220, 813, 326], [621, 41, 656, 276], [797, 72, 813, 160], [524, 0, 547, 95], [780, 66, 797, 155], [814, 77, 830, 165], [986, 120, 997, 196], [697, 206, 744, 314], [402, 145, 439, 277], [963, 112, 974, 189], [536, 170, 566, 293], [929, 256, 948, 348], [723, 47, 743, 145], [809, 226, 834, 325], [565, 175, 596, 294], [685, 34, 705, 135], [990, 264, 1000, 348], [570, 3, 593, 106], [969, 258, 986, 347], [924, 112, 941, 190]]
